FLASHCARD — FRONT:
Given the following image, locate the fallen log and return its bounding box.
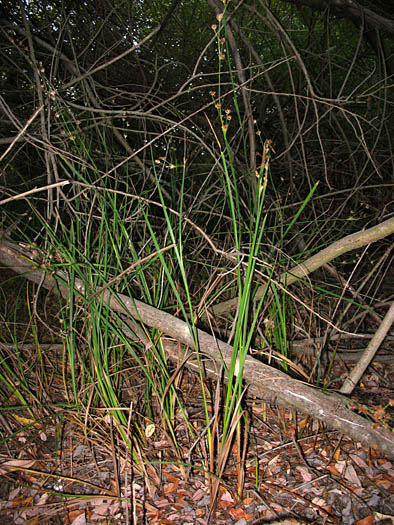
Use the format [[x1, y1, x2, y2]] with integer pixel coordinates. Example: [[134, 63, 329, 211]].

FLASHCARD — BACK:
[[1, 233, 393, 459]]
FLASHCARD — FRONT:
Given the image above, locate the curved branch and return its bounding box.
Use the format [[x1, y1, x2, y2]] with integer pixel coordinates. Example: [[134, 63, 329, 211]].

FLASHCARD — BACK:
[[209, 215, 394, 317]]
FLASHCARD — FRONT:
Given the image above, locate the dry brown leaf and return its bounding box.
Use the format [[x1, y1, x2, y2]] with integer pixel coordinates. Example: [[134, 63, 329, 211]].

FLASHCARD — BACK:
[[0, 459, 36, 475]]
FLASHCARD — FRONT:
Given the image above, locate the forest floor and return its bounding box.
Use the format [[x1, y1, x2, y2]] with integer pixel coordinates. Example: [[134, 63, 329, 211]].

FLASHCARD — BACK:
[[0, 270, 393, 524]]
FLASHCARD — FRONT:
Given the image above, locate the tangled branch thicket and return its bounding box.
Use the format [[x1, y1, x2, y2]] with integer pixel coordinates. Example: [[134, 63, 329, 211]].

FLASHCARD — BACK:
[[0, 0, 394, 500]]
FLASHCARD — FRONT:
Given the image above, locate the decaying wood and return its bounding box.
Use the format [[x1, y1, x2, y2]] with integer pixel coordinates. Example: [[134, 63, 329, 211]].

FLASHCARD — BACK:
[[1, 234, 394, 459]]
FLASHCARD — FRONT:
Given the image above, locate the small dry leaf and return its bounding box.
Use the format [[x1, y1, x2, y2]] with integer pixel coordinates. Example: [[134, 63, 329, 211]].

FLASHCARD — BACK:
[[344, 464, 362, 487], [355, 516, 374, 525], [373, 511, 394, 522], [70, 510, 87, 525], [296, 465, 313, 482], [0, 459, 36, 475], [221, 490, 234, 503], [145, 423, 155, 438], [312, 496, 327, 507], [349, 453, 368, 469]]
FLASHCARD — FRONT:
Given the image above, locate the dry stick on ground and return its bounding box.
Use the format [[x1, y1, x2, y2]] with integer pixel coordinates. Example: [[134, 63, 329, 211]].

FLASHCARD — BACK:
[[1, 235, 394, 459], [340, 299, 394, 394]]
